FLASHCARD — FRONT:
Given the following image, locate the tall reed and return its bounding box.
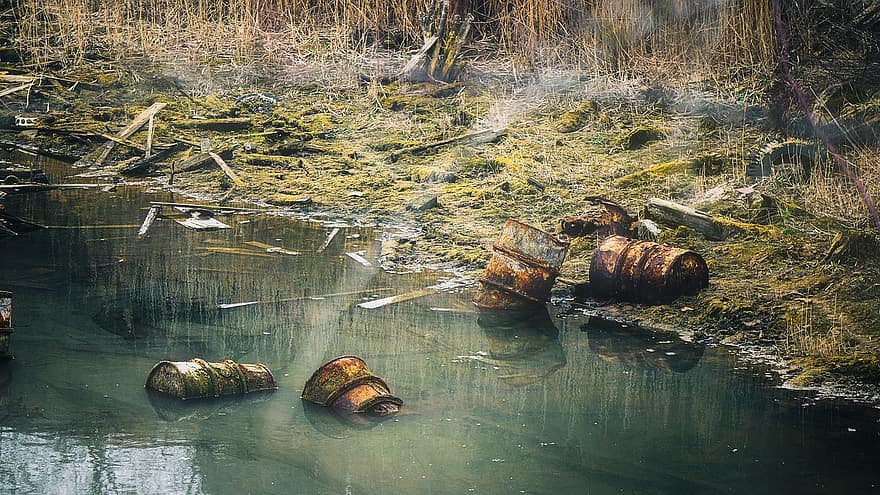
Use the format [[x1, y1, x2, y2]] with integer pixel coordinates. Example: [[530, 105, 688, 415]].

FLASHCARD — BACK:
[[9, 0, 779, 81]]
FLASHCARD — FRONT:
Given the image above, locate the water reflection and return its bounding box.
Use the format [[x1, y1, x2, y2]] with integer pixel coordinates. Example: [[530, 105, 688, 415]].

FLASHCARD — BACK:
[[475, 307, 566, 386], [583, 315, 705, 373], [1, 153, 880, 494]]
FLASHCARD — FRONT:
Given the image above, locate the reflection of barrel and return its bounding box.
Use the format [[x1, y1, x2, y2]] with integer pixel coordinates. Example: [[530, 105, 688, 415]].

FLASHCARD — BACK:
[[146, 387, 275, 421], [474, 219, 570, 310], [0, 290, 12, 359], [301, 356, 402, 415], [584, 315, 705, 373], [477, 307, 566, 386], [145, 358, 277, 400], [589, 235, 708, 304]]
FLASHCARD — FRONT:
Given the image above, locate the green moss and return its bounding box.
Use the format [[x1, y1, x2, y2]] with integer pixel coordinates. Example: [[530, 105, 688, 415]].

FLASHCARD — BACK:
[[555, 100, 598, 133], [616, 126, 665, 150], [789, 354, 880, 386]]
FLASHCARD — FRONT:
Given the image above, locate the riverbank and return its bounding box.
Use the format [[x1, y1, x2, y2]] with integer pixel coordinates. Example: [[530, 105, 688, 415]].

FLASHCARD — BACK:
[[2, 56, 879, 401]]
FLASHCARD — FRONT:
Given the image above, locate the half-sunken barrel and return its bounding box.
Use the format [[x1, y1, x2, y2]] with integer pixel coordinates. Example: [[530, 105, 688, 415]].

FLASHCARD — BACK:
[[589, 235, 708, 304], [302, 356, 402, 414], [474, 218, 570, 310], [145, 358, 277, 400]]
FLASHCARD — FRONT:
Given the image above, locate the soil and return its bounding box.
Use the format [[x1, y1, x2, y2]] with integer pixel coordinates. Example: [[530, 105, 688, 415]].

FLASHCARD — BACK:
[[2, 60, 879, 402]]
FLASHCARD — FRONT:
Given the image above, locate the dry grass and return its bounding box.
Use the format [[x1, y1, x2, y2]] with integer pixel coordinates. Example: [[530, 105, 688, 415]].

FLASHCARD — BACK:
[[9, 0, 778, 83]]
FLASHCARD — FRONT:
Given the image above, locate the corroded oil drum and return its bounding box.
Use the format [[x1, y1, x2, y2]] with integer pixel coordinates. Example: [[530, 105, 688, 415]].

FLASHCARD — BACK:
[[0, 290, 12, 359], [302, 356, 402, 415], [474, 218, 570, 310], [145, 358, 277, 400], [589, 235, 709, 305]]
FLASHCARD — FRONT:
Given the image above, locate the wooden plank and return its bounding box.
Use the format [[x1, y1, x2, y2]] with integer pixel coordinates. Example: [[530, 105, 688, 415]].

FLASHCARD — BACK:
[[243, 240, 300, 255], [137, 205, 161, 237], [209, 151, 244, 186], [357, 288, 434, 309], [148, 201, 261, 212], [176, 216, 231, 231], [0, 82, 33, 98], [218, 288, 394, 310], [646, 198, 725, 240]]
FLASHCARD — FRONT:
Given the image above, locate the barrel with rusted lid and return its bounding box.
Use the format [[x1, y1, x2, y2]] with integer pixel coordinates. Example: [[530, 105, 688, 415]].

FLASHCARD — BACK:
[[474, 219, 570, 310], [145, 358, 277, 400], [302, 356, 403, 415], [0, 290, 13, 359], [589, 235, 708, 304]]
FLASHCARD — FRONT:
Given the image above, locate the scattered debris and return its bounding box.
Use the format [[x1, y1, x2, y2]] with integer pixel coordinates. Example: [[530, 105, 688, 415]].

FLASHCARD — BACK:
[[588, 235, 709, 305], [145, 358, 277, 400], [75, 102, 167, 168], [746, 139, 825, 181], [473, 218, 570, 311], [0, 290, 12, 359], [302, 356, 402, 417], [173, 117, 252, 131]]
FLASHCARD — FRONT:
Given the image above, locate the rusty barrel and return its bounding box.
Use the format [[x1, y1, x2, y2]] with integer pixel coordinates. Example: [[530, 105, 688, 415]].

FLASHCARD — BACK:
[[145, 358, 277, 400], [302, 356, 402, 415], [0, 291, 12, 359], [473, 218, 570, 310], [589, 235, 708, 305]]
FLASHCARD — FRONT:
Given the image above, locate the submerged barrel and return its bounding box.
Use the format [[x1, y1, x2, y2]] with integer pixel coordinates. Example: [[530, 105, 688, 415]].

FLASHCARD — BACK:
[[473, 218, 570, 310], [589, 235, 709, 305], [145, 358, 277, 400], [302, 356, 402, 416], [0, 290, 12, 359]]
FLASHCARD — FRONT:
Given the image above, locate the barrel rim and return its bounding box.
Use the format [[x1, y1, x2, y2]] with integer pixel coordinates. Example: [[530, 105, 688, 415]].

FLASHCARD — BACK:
[[353, 393, 404, 413], [144, 360, 182, 388], [503, 218, 571, 249], [491, 243, 560, 273], [301, 355, 375, 405]]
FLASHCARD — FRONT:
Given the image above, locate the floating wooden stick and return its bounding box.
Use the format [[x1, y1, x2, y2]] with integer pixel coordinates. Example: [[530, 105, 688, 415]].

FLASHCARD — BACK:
[[218, 288, 394, 310], [317, 227, 340, 253], [137, 205, 161, 237], [357, 289, 434, 309], [345, 252, 373, 267]]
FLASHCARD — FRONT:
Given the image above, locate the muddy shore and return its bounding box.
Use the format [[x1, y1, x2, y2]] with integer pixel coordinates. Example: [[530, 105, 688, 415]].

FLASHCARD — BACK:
[[2, 61, 879, 401]]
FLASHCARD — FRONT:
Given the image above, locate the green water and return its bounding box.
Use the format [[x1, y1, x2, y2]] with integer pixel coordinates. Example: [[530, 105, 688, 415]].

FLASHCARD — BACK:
[[1, 154, 878, 495]]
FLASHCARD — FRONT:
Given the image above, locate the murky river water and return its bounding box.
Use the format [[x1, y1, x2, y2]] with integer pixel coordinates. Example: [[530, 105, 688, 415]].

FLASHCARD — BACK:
[[1, 153, 879, 494]]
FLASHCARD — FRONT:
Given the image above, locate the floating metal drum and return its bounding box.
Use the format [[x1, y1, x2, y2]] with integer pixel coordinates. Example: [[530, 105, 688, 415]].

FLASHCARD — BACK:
[[302, 356, 402, 415], [589, 235, 708, 305], [145, 358, 277, 400], [0, 290, 12, 359], [473, 218, 570, 310]]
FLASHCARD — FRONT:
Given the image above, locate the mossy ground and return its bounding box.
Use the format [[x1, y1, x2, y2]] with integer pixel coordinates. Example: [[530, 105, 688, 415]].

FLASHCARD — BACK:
[[5, 62, 879, 396]]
